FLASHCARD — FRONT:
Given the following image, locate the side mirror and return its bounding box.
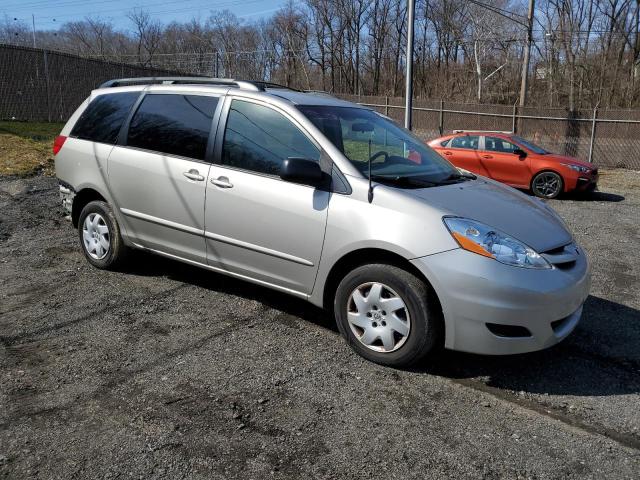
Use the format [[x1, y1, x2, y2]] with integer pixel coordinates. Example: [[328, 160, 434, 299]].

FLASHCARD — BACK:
[[280, 158, 324, 187], [513, 148, 527, 158]]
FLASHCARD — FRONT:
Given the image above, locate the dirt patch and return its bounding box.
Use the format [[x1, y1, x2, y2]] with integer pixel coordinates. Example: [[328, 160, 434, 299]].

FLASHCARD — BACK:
[[0, 172, 639, 479]]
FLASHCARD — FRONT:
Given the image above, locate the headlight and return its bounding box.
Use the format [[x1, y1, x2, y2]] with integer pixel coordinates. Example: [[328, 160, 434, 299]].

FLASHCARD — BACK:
[[443, 217, 551, 269], [561, 163, 590, 174]]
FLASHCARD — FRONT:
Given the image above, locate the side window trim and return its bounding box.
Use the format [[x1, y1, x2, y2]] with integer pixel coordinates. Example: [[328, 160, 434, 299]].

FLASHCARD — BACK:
[[117, 91, 223, 164], [117, 90, 147, 146]]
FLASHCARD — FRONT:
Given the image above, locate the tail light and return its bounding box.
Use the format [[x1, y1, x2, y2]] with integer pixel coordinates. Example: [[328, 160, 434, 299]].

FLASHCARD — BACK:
[[53, 135, 67, 155]]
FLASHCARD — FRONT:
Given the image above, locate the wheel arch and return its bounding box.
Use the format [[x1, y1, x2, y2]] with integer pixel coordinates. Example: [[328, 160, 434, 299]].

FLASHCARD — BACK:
[[71, 188, 107, 227], [321, 248, 442, 313]]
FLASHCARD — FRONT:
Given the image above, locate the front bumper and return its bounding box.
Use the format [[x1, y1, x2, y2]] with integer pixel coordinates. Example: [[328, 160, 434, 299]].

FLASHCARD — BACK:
[[567, 170, 598, 192], [411, 246, 590, 355]]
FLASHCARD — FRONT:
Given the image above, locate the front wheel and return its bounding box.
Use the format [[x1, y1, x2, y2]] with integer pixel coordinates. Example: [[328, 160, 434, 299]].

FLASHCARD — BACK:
[[334, 264, 443, 367], [531, 171, 563, 199]]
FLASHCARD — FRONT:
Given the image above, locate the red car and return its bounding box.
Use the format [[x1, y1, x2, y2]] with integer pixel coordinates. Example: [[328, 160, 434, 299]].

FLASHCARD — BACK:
[[428, 131, 598, 198]]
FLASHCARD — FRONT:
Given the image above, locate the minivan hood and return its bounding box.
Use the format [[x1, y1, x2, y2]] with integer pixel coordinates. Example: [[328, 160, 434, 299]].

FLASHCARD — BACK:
[[407, 179, 572, 252]]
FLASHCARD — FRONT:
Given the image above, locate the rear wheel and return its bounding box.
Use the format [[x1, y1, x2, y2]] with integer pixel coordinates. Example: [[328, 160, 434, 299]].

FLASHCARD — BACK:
[[78, 200, 128, 270], [334, 264, 442, 367], [531, 171, 563, 199]]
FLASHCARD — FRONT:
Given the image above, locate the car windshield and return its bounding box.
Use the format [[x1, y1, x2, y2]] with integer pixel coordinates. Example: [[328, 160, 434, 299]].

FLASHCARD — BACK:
[[512, 135, 549, 155], [297, 105, 461, 185]]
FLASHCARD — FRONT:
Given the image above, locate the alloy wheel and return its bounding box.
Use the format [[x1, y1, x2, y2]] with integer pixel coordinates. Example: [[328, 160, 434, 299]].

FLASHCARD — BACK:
[[346, 282, 411, 353], [82, 213, 110, 260], [533, 172, 562, 198]]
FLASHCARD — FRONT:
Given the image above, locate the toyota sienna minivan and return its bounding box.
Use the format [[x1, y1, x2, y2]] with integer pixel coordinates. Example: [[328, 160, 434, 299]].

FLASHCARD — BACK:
[[54, 77, 590, 367]]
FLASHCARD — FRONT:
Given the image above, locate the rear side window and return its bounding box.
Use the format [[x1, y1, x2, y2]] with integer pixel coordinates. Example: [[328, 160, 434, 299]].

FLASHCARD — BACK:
[[450, 135, 479, 150], [221, 100, 320, 175], [126, 94, 218, 161], [71, 92, 139, 144]]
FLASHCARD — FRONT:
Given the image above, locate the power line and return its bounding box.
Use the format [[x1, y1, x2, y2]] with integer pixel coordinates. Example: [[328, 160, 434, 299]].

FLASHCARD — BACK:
[[10, 0, 280, 25]]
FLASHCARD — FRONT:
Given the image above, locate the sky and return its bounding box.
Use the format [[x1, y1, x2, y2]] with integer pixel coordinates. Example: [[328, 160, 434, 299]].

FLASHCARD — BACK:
[[1, 0, 287, 31]]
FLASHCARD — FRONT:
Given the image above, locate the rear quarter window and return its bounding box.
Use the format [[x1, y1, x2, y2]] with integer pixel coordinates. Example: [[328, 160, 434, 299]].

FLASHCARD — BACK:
[[70, 92, 140, 144]]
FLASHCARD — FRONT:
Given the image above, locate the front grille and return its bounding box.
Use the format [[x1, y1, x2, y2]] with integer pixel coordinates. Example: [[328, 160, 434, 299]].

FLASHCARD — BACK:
[[541, 242, 579, 269]]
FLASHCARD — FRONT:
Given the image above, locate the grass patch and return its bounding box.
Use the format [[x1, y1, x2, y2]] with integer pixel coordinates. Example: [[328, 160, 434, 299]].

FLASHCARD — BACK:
[[0, 121, 63, 176], [0, 121, 64, 141]]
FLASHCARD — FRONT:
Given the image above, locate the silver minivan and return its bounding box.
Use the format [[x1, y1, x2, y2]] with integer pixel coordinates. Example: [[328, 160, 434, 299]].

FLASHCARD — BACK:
[[54, 78, 590, 367]]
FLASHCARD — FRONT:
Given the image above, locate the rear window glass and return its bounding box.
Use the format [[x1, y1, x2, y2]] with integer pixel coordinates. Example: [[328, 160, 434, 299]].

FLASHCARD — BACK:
[[126, 94, 218, 161], [450, 135, 479, 150], [71, 92, 139, 144]]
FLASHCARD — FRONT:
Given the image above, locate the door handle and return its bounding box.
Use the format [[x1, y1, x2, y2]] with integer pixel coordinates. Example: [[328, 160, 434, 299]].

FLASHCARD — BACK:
[[482, 154, 493, 159], [183, 169, 205, 181], [211, 176, 233, 188], [443, 151, 453, 156]]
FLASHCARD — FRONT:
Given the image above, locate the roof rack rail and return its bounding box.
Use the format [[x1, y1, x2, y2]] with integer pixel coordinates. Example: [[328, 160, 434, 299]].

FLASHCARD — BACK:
[[98, 77, 300, 92], [452, 129, 513, 134]]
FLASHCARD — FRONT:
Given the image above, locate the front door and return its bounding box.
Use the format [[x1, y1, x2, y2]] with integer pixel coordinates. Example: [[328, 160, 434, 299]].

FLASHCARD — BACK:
[[204, 98, 329, 296], [108, 92, 220, 263], [480, 136, 531, 187]]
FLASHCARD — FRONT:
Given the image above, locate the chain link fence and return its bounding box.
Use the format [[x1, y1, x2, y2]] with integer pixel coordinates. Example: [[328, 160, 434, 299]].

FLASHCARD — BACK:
[[0, 44, 184, 123], [338, 94, 640, 169], [1, 44, 639, 169]]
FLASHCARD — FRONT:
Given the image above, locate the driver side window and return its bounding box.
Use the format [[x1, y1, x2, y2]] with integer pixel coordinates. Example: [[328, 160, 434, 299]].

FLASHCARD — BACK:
[[485, 136, 518, 154], [221, 100, 320, 176]]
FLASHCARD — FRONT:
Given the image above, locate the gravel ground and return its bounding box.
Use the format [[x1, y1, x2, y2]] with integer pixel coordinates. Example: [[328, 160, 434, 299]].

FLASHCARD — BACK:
[[1, 169, 639, 479]]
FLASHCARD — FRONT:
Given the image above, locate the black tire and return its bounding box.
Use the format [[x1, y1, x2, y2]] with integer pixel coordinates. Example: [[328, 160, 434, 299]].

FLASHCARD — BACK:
[[334, 264, 443, 367], [78, 200, 128, 270], [531, 171, 564, 199]]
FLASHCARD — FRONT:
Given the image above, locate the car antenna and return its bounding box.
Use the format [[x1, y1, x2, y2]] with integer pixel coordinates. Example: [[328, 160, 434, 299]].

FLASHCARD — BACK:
[[368, 136, 374, 203]]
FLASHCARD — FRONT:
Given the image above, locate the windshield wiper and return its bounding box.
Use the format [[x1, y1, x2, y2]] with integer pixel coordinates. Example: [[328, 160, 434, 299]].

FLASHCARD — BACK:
[[434, 172, 476, 184], [370, 174, 439, 188]]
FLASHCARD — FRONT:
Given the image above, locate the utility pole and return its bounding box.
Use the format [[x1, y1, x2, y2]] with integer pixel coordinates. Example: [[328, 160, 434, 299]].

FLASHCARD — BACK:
[[519, 0, 535, 107], [31, 14, 37, 48], [404, 0, 416, 130]]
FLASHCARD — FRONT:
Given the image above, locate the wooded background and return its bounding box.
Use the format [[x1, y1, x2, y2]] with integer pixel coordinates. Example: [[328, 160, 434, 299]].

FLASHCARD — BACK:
[[2, 0, 640, 109]]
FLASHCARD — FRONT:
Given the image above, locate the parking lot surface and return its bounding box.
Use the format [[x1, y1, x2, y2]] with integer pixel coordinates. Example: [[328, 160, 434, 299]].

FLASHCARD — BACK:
[[1, 170, 639, 479]]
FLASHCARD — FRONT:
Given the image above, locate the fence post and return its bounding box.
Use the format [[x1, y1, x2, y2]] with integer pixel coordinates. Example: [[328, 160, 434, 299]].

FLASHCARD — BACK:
[[438, 99, 444, 135], [512, 103, 517, 134], [384, 96, 389, 116], [43, 49, 52, 123], [588, 105, 598, 164]]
